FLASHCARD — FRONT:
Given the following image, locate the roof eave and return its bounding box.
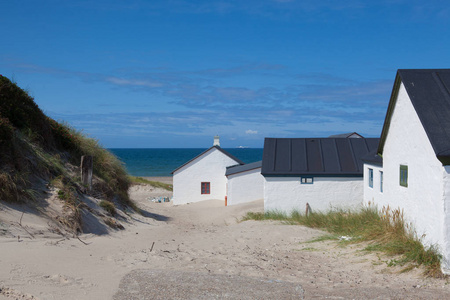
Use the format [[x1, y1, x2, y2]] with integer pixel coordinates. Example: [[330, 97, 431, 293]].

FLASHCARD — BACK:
[[171, 146, 244, 174], [377, 71, 402, 156], [261, 173, 363, 178]]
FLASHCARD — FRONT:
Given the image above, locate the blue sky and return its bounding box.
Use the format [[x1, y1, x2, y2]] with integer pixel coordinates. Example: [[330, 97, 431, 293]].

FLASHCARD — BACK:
[[2, 0, 450, 148]]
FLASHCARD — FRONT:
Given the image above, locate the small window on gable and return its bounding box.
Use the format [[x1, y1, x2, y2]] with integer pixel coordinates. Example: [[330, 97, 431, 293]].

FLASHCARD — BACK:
[[380, 171, 383, 193], [400, 165, 408, 187], [301, 177, 313, 184], [368, 168, 373, 188], [201, 182, 210, 194]]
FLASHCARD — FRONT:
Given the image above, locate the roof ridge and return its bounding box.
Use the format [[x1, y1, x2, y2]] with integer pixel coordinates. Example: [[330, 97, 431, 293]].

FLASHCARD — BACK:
[[172, 146, 243, 174], [213, 146, 245, 165]]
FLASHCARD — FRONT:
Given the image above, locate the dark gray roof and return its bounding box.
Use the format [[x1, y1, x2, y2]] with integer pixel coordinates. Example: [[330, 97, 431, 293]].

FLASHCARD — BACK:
[[262, 138, 379, 176], [171, 146, 244, 174], [328, 132, 363, 138], [378, 69, 450, 165], [362, 149, 383, 166], [226, 161, 262, 176]]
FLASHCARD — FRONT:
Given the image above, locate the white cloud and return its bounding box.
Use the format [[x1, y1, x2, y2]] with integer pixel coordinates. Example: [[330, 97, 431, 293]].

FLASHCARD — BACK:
[[106, 77, 163, 88], [245, 129, 258, 134]]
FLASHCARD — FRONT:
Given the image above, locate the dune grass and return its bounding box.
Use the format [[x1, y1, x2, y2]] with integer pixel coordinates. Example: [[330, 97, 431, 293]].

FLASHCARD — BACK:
[[243, 205, 443, 277], [128, 176, 173, 191]]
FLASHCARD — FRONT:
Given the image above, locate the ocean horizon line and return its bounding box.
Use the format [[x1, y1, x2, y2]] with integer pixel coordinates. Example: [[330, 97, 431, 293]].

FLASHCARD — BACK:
[[109, 148, 264, 177]]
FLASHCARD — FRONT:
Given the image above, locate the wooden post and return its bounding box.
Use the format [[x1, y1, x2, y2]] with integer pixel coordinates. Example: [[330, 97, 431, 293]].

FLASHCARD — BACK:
[[225, 196, 227, 206], [81, 155, 93, 191], [306, 202, 311, 217]]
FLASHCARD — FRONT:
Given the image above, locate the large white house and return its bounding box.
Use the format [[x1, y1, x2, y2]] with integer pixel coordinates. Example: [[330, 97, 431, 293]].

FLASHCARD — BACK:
[[262, 137, 379, 214], [172, 137, 244, 205], [363, 69, 450, 274]]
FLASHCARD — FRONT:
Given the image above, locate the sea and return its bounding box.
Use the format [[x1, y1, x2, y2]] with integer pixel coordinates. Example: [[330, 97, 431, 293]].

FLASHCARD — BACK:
[[109, 148, 264, 177]]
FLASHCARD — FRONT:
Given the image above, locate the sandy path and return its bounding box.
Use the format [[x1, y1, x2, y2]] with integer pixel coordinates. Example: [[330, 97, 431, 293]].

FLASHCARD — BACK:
[[1, 181, 450, 299]]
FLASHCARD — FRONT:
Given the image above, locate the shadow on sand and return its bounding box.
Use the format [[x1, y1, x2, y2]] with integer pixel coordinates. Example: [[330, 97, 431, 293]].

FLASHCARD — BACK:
[[139, 208, 171, 222]]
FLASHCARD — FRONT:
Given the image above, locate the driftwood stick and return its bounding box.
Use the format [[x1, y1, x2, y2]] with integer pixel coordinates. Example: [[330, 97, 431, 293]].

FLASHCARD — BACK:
[[19, 211, 24, 226], [150, 241, 155, 252], [77, 235, 91, 245]]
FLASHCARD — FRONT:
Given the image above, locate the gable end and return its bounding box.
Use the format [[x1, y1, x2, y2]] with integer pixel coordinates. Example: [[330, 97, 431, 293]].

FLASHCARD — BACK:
[[378, 69, 450, 165]]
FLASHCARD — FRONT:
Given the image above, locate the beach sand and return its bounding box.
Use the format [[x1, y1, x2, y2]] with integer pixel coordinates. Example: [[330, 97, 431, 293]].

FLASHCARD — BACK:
[[1, 182, 450, 299]]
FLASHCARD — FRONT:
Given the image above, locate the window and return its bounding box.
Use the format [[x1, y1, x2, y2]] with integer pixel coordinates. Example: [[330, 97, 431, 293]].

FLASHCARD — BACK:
[[201, 182, 210, 194], [380, 171, 383, 193], [400, 165, 408, 187], [301, 177, 313, 184], [368, 168, 373, 188]]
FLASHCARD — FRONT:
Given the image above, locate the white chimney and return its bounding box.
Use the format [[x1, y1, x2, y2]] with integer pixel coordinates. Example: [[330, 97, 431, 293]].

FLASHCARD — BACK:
[[213, 135, 220, 146]]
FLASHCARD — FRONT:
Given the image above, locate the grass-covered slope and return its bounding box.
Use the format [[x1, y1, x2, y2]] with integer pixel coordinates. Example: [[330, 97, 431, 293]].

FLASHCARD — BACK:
[[0, 75, 134, 233]]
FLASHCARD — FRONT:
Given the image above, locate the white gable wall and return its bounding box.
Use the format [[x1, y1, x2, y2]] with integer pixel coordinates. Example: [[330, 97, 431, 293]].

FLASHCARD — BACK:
[[173, 148, 239, 205], [227, 168, 264, 206], [363, 163, 384, 205], [264, 177, 363, 214], [378, 82, 448, 269]]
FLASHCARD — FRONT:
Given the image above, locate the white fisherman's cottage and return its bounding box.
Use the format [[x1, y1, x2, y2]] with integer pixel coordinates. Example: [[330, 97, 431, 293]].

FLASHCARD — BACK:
[[172, 136, 245, 205], [363, 69, 450, 273], [262, 137, 379, 214]]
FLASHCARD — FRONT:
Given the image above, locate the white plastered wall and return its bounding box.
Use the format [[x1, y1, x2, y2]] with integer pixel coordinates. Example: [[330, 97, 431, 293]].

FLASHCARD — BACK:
[[264, 176, 363, 214], [173, 148, 239, 205], [442, 167, 450, 272], [441, 167, 450, 272], [363, 163, 384, 206], [227, 168, 264, 206], [379, 82, 447, 271]]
